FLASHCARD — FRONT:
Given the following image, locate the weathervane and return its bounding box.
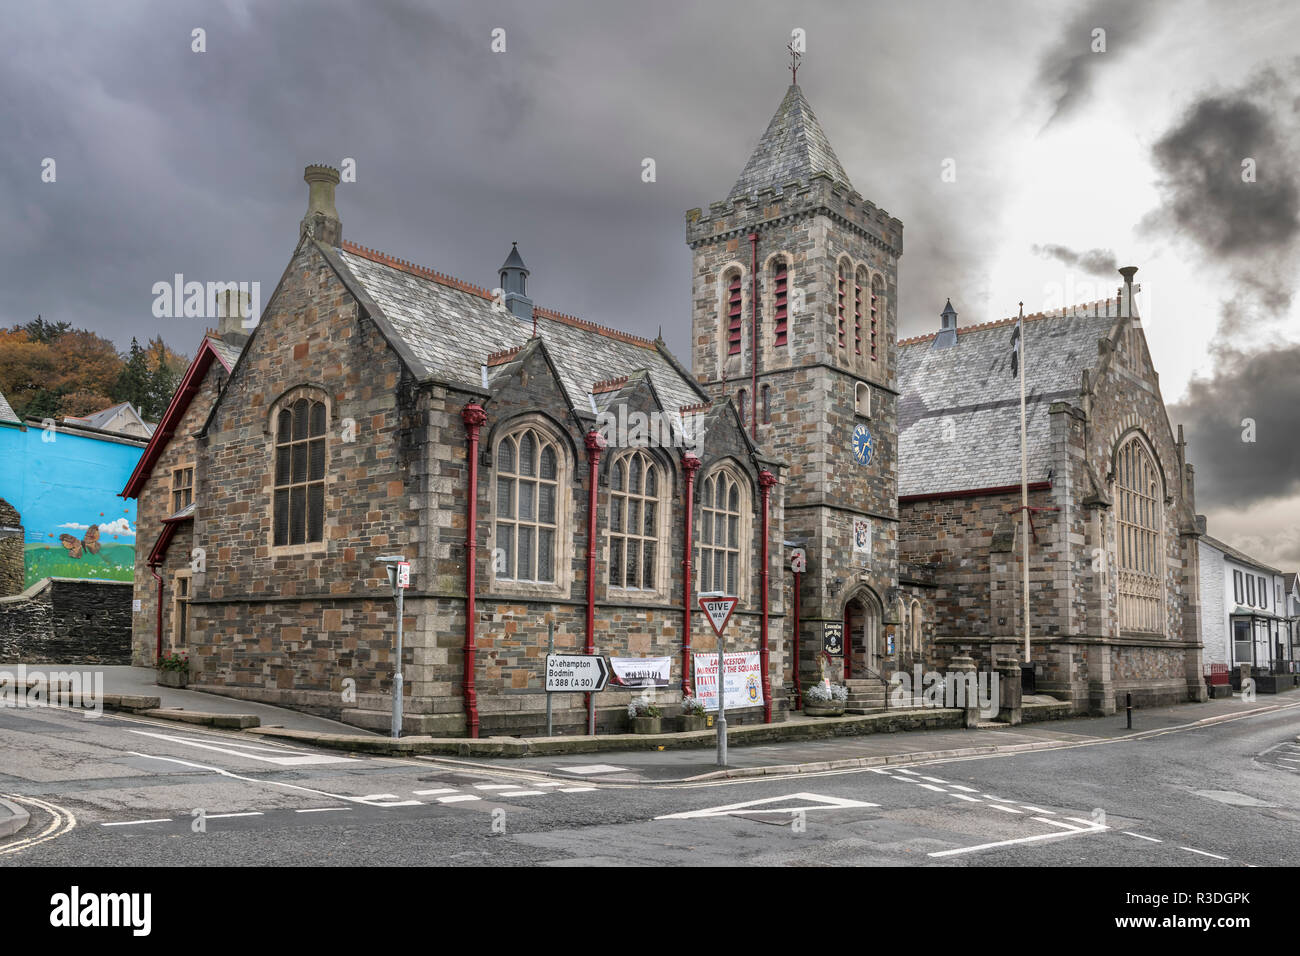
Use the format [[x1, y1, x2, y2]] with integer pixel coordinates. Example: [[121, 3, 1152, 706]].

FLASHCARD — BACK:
[[787, 40, 802, 84]]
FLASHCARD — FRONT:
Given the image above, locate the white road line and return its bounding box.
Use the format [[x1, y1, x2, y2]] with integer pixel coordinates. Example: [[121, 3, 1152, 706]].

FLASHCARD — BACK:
[[205, 812, 264, 819], [559, 787, 596, 793], [896, 769, 921, 776], [101, 818, 171, 827], [437, 795, 481, 803], [359, 793, 400, 800], [953, 794, 982, 802], [559, 765, 628, 775], [296, 808, 350, 814], [949, 785, 978, 793], [1020, 805, 1054, 814], [1064, 816, 1102, 828], [498, 790, 545, 797], [1122, 831, 1162, 842], [868, 768, 893, 775], [656, 792, 879, 820], [127, 729, 353, 766], [413, 789, 459, 796], [1277, 757, 1300, 764], [918, 783, 946, 792], [928, 818, 1106, 858], [364, 800, 423, 807], [982, 795, 1014, 802], [1180, 846, 1229, 860], [990, 804, 1023, 814], [920, 776, 948, 784], [474, 784, 518, 790], [1038, 818, 1089, 832]]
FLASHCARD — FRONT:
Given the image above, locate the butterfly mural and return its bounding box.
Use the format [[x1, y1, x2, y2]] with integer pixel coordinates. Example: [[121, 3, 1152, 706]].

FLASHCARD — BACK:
[[59, 523, 101, 559]]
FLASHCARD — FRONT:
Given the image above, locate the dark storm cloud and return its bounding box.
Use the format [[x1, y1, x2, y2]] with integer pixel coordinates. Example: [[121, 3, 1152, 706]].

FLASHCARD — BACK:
[[1034, 0, 1158, 128], [1030, 243, 1117, 277], [1170, 343, 1300, 507]]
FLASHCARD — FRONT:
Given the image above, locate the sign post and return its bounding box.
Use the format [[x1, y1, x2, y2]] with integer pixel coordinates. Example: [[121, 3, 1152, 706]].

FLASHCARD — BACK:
[[376, 556, 410, 739], [699, 592, 739, 766], [544, 654, 610, 694]]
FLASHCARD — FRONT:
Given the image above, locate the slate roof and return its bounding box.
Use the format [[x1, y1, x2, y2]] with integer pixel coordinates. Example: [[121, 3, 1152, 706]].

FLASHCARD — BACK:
[[333, 243, 708, 420], [897, 301, 1121, 497], [65, 401, 156, 436], [0, 389, 17, 425], [729, 84, 853, 199], [1199, 533, 1282, 575]]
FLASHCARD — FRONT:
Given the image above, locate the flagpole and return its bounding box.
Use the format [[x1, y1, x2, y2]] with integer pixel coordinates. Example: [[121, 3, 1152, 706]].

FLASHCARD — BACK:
[[1018, 301, 1030, 665]]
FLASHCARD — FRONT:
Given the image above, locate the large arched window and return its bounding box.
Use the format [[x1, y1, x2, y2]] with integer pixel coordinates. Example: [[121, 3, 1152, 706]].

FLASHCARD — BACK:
[[273, 396, 327, 547], [698, 467, 749, 598], [608, 450, 667, 594], [1116, 435, 1164, 633], [495, 426, 562, 583]]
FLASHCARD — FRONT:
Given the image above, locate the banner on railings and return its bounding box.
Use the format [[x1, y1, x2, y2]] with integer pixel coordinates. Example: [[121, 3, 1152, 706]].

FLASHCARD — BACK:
[[693, 651, 763, 711]]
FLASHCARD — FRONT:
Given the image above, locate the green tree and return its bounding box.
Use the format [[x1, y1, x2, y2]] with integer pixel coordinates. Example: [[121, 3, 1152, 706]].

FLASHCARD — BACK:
[[20, 315, 71, 344], [112, 337, 151, 413]]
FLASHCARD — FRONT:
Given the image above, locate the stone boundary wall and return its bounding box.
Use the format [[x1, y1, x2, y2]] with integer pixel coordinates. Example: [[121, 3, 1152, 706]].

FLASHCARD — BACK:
[[0, 578, 133, 664]]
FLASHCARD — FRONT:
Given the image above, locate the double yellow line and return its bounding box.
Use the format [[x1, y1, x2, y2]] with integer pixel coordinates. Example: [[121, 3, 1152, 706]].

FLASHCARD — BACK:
[[0, 794, 76, 856]]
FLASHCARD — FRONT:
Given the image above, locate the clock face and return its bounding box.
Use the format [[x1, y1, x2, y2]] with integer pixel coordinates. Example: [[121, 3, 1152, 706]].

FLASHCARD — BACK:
[[852, 424, 874, 466]]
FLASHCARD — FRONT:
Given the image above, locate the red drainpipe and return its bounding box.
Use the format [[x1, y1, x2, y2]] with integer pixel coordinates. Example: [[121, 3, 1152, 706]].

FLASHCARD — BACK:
[[680, 454, 701, 695], [792, 566, 802, 710], [583, 429, 606, 734], [749, 233, 759, 439], [150, 564, 163, 663], [759, 469, 776, 723], [461, 403, 487, 739]]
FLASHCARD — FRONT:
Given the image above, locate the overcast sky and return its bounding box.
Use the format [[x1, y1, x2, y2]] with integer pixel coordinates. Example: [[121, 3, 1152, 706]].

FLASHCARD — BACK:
[[2, 0, 1297, 566]]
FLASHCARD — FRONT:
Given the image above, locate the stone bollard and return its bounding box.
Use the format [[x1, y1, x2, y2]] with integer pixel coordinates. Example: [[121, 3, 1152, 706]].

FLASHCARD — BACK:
[[995, 657, 1023, 726], [949, 655, 981, 728]]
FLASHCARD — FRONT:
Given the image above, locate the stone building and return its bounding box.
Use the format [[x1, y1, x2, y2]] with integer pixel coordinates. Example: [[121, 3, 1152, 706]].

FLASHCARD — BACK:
[[897, 287, 1207, 713]]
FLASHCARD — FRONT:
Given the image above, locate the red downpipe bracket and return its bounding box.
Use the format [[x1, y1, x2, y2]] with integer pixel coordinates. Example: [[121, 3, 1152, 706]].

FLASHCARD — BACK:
[[680, 454, 701, 695], [583, 430, 606, 734], [759, 469, 777, 723], [749, 233, 759, 439], [461, 403, 487, 739]]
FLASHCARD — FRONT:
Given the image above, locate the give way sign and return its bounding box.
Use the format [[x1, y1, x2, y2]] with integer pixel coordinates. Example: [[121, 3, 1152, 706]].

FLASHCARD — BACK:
[[698, 595, 739, 637]]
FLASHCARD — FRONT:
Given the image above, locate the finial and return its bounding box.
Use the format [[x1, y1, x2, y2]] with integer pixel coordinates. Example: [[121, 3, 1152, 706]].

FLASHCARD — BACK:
[[787, 39, 802, 84]]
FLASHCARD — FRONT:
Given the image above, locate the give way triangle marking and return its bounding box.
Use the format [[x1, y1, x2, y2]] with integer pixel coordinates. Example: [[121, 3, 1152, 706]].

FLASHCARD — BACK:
[[654, 791, 878, 820]]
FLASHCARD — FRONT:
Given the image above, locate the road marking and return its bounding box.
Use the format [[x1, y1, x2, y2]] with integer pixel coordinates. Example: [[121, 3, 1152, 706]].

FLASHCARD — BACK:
[[928, 817, 1106, 858], [206, 812, 264, 819], [360, 793, 400, 800], [1180, 846, 1228, 860], [1064, 816, 1102, 828], [531, 782, 565, 787], [982, 795, 1014, 802], [0, 795, 77, 856], [559, 787, 596, 793], [1122, 831, 1162, 842], [920, 776, 948, 784], [437, 795, 481, 803], [560, 764, 628, 775], [413, 789, 459, 796], [1019, 805, 1054, 814], [498, 790, 545, 797], [1038, 817, 1090, 832], [918, 783, 946, 792], [896, 769, 921, 776], [949, 785, 978, 793], [128, 729, 353, 766], [953, 794, 982, 802], [296, 807, 350, 814], [474, 784, 518, 790], [990, 804, 1022, 814], [656, 792, 878, 820], [101, 818, 171, 827], [1277, 757, 1300, 764]]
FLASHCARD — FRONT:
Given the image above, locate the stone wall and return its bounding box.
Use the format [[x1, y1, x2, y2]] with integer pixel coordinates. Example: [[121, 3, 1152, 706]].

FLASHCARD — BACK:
[[0, 578, 133, 664], [0, 498, 22, 597]]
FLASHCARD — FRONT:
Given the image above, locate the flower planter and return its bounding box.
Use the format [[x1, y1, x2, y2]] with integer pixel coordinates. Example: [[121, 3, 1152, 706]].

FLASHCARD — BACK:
[[802, 702, 844, 717], [630, 716, 662, 734], [678, 714, 707, 732], [157, 670, 189, 689]]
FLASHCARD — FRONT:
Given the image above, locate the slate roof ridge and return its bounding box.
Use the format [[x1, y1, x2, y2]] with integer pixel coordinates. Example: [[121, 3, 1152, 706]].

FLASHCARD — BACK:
[[1199, 532, 1283, 575], [898, 297, 1117, 347], [340, 239, 659, 351]]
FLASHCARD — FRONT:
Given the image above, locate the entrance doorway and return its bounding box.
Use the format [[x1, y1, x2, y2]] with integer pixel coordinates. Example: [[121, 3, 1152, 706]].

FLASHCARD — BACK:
[[843, 595, 880, 680]]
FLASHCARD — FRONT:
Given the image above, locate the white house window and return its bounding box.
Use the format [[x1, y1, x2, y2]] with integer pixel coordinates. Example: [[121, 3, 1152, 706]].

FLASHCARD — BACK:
[[609, 450, 663, 592], [495, 427, 560, 583], [699, 469, 745, 597], [1116, 436, 1163, 633]]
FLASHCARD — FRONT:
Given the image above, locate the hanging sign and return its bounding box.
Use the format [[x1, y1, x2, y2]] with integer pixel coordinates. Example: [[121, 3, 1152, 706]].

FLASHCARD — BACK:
[[823, 621, 844, 656], [609, 656, 672, 688]]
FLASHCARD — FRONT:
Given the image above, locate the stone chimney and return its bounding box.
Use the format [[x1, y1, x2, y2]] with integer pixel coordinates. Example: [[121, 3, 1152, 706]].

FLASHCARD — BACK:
[[1119, 266, 1138, 319], [932, 298, 958, 349], [499, 242, 533, 321], [301, 164, 342, 246], [215, 288, 252, 346]]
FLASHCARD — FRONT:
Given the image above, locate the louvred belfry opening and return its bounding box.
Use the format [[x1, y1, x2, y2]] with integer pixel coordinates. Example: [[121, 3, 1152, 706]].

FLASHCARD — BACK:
[[853, 269, 864, 355], [836, 263, 847, 349], [773, 261, 788, 347], [870, 275, 881, 361], [727, 272, 743, 355]]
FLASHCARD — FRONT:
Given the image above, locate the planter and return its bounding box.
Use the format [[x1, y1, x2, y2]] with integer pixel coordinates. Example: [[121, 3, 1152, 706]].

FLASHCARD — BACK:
[[157, 670, 189, 689], [678, 714, 707, 732], [630, 716, 662, 734], [802, 702, 844, 717]]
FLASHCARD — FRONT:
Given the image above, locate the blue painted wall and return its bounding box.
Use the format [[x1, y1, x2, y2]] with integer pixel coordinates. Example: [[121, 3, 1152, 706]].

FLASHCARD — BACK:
[[0, 422, 144, 587]]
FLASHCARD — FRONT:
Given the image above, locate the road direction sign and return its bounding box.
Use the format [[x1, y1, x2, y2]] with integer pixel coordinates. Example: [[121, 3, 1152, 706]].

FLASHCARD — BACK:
[[699, 595, 739, 637], [545, 654, 610, 693]]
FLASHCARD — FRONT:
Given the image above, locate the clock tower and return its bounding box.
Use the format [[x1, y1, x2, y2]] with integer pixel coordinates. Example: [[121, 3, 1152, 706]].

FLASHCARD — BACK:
[[685, 80, 903, 707]]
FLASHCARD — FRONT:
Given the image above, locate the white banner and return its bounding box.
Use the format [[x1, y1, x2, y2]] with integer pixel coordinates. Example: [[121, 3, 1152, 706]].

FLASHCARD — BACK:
[[610, 656, 672, 688], [693, 652, 764, 711]]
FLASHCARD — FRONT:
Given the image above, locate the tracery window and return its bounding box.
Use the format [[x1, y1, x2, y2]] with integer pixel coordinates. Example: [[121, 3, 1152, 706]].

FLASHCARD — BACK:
[[1116, 436, 1163, 633]]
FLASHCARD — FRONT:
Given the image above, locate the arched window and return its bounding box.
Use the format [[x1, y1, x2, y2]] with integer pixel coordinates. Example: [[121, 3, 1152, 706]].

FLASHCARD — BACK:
[[772, 259, 789, 347], [855, 382, 871, 418], [725, 269, 743, 356], [836, 261, 849, 350], [608, 450, 666, 593], [274, 396, 327, 547], [854, 266, 868, 357], [1116, 435, 1163, 633], [698, 468, 747, 598], [910, 600, 923, 654], [495, 425, 562, 583], [870, 275, 884, 362], [761, 383, 771, 424]]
